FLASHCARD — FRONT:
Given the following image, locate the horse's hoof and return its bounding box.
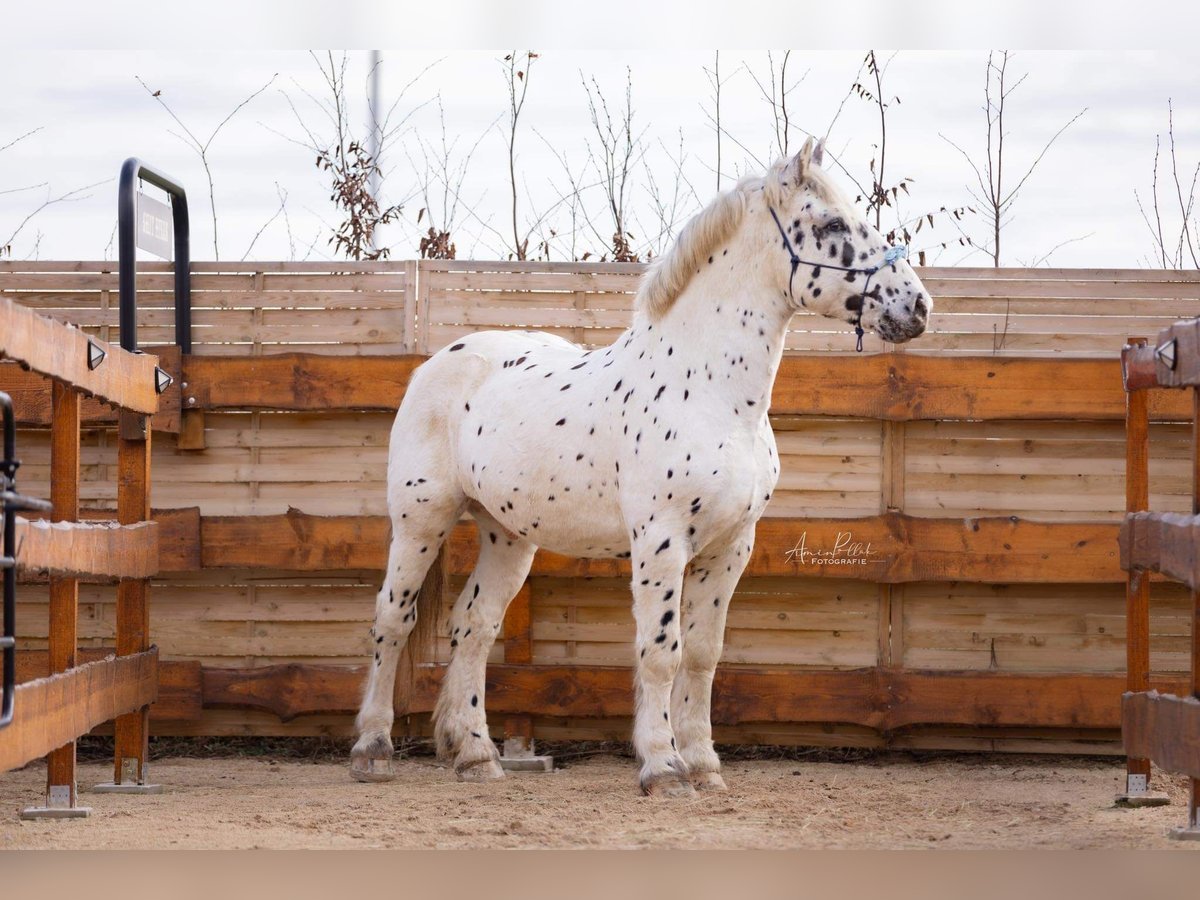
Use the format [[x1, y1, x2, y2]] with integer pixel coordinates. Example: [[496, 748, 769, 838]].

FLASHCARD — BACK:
[[350, 756, 395, 783], [691, 771, 727, 792], [457, 758, 505, 783], [641, 773, 697, 799]]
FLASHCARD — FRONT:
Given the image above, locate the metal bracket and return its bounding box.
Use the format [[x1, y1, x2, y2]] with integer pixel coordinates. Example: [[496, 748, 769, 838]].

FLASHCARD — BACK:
[[20, 784, 91, 819], [1114, 773, 1171, 808], [93, 757, 163, 794], [499, 738, 554, 773]]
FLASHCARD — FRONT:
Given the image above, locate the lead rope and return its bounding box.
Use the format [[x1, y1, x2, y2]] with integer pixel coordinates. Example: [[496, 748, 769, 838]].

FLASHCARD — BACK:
[[768, 206, 907, 353]]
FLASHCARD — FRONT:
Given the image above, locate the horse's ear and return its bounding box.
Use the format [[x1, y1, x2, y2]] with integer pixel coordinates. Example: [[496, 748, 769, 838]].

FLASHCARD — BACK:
[[790, 136, 815, 186], [812, 137, 825, 167]]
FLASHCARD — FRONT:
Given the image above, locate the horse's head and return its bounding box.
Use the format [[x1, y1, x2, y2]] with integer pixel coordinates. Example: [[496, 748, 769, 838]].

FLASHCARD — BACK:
[[762, 137, 931, 344]]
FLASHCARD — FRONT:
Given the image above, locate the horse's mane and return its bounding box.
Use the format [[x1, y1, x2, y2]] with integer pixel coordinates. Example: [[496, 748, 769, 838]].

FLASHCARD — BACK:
[[635, 174, 760, 321]]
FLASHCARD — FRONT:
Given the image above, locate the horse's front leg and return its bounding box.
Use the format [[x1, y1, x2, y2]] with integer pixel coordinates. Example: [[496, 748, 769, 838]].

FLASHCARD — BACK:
[[630, 529, 691, 798], [671, 525, 754, 792]]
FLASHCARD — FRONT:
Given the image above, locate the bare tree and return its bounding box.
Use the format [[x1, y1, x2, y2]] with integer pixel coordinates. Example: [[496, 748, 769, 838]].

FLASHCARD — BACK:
[[407, 96, 494, 259], [744, 51, 809, 159], [582, 68, 648, 262], [1, 127, 106, 259], [701, 52, 743, 191], [501, 51, 539, 260], [138, 74, 276, 259], [1135, 99, 1199, 268], [940, 51, 1086, 266], [644, 130, 701, 258], [275, 52, 436, 261]]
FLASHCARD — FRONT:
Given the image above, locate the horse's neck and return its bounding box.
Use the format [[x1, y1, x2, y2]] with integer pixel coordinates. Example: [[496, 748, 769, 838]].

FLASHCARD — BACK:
[[622, 275, 792, 416]]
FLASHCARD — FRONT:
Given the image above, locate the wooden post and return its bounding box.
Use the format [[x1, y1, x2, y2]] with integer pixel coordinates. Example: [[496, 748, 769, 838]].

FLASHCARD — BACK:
[[499, 582, 551, 770], [1119, 337, 1169, 806], [95, 410, 160, 793], [503, 582, 534, 752], [20, 382, 89, 818], [1186, 385, 1200, 831], [1126, 343, 1151, 785]]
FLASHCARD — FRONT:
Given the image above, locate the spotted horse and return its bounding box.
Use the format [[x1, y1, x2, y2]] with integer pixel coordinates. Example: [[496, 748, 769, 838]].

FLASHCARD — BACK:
[[351, 137, 932, 797]]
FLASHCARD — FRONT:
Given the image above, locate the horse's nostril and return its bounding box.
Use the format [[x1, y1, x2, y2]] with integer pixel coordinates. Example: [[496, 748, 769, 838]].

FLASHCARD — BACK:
[[913, 295, 928, 319]]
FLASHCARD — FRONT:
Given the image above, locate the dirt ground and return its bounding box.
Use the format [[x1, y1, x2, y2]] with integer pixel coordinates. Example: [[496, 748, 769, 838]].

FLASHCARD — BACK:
[[2, 747, 1198, 850]]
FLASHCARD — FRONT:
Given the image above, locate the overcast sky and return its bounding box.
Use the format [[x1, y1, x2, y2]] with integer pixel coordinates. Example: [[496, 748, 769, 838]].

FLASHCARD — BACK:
[[1, 49, 1197, 267]]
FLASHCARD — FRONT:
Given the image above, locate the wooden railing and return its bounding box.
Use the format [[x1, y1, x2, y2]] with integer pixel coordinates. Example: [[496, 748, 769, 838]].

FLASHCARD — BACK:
[[1119, 322, 1200, 839], [0, 296, 162, 818]]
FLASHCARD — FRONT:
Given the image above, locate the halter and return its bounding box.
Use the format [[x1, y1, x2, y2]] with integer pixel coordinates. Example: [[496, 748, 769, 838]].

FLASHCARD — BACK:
[[769, 206, 908, 352]]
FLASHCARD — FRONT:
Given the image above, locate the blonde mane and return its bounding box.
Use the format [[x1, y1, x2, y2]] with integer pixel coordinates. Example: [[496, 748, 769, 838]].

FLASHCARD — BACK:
[[635, 175, 759, 320]]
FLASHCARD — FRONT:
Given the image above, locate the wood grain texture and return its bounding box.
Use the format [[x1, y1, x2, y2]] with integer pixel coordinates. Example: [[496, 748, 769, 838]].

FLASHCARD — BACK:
[[199, 510, 1125, 584], [0, 346, 182, 432], [198, 661, 1190, 730], [1120, 512, 1200, 590], [0, 650, 157, 773], [45, 381, 80, 795], [15, 650, 201, 723], [13, 518, 159, 579], [1122, 690, 1200, 779], [0, 296, 160, 413], [179, 352, 1196, 421]]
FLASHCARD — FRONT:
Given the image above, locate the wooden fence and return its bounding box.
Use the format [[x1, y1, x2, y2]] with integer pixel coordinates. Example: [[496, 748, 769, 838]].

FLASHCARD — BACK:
[[0, 295, 161, 817], [1119, 323, 1200, 838], [2, 261, 1199, 753]]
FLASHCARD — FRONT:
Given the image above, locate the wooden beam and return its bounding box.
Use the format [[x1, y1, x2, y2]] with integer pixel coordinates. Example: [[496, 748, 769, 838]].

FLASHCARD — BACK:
[[1122, 319, 1200, 390], [0, 649, 158, 773], [112, 411, 153, 785], [197, 661, 1191, 731], [16, 650, 202, 723], [13, 518, 159, 579], [182, 353, 422, 411], [1119, 512, 1200, 590], [17, 506, 200, 578], [199, 510, 1125, 583], [1122, 691, 1200, 779], [180, 353, 1194, 421], [0, 346, 182, 432], [0, 296, 160, 414], [45, 381, 80, 803]]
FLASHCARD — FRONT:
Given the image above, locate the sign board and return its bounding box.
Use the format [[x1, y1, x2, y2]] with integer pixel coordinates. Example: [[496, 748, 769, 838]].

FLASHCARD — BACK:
[[136, 192, 174, 260]]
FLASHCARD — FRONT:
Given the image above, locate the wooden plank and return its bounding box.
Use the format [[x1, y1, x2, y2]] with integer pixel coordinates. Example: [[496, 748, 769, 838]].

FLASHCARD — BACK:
[[13, 518, 159, 579], [1120, 512, 1200, 590], [0, 346, 181, 432], [112, 414, 152, 784], [1122, 690, 1200, 779], [45, 381, 80, 800], [179, 352, 1194, 421], [197, 511, 1124, 583], [0, 296, 160, 414], [16, 650, 201, 723], [0, 650, 158, 773], [1124, 319, 1200, 389], [183, 353, 421, 410], [17, 506, 199, 575], [196, 661, 1190, 730]]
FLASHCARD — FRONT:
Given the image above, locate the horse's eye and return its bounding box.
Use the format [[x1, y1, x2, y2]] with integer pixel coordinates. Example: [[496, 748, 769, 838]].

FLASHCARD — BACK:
[[825, 218, 847, 233]]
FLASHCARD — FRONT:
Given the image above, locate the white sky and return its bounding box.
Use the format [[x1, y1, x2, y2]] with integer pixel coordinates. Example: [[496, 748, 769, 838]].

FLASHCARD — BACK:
[[1, 49, 1198, 267]]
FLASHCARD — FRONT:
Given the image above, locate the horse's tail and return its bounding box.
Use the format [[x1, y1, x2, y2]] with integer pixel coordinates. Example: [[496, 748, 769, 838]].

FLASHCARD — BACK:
[[410, 544, 447, 665]]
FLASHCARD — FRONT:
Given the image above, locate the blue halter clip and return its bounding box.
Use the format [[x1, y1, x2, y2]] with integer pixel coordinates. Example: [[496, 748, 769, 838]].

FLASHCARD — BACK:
[[769, 206, 908, 352]]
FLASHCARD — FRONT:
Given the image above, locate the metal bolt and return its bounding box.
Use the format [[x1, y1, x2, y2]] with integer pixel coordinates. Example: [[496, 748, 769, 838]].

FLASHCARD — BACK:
[[187, 397, 196, 406]]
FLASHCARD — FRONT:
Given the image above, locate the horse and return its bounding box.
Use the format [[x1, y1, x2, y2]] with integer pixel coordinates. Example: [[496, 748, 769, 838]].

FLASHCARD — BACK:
[[351, 137, 931, 797]]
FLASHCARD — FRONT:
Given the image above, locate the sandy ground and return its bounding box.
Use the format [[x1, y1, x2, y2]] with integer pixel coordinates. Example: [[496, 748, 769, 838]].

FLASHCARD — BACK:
[[1, 751, 1198, 849]]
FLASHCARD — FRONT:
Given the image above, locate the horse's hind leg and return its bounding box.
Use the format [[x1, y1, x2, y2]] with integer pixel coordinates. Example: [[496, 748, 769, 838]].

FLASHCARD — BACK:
[[351, 491, 462, 783], [433, 507, 536, 781]]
